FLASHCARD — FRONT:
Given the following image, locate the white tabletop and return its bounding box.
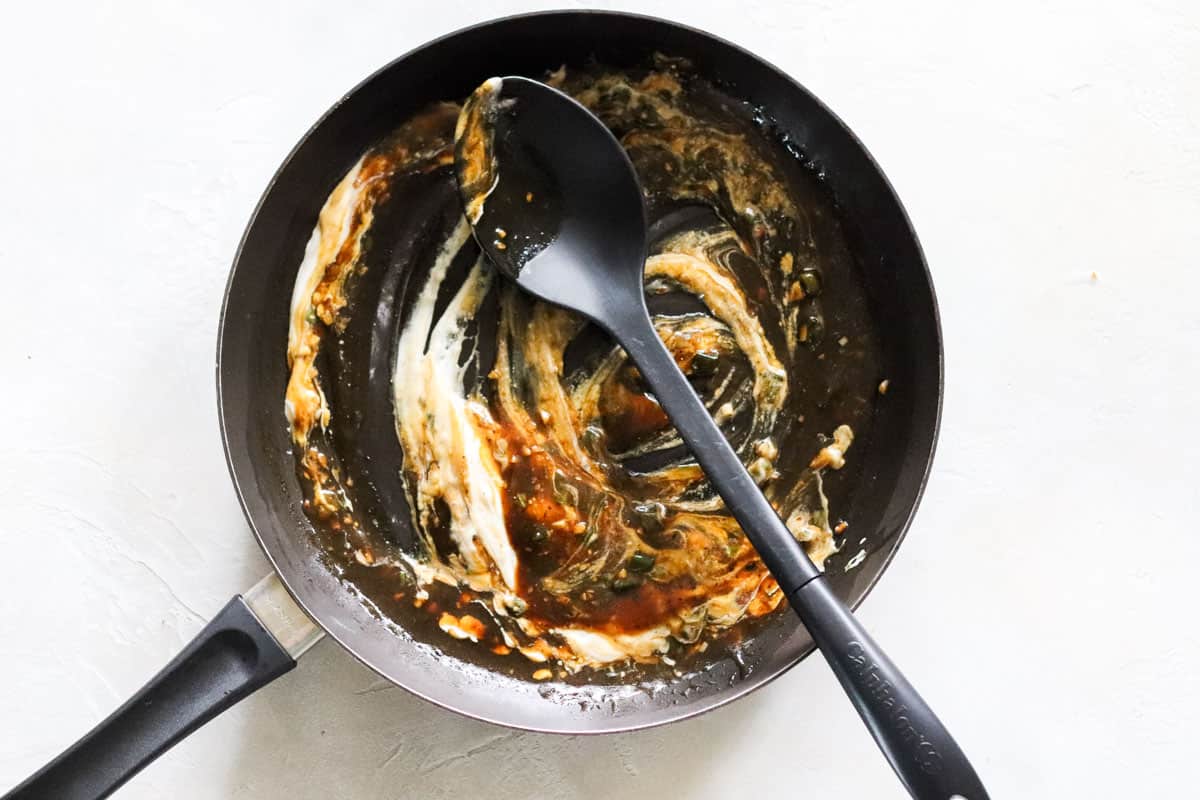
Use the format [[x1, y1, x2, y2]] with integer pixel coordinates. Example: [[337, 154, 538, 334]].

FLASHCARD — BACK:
[[3, 2, 1197, 797]]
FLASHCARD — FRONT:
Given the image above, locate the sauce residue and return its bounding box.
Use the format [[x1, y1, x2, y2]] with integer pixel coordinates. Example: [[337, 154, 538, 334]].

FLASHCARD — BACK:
[[285, 58, 881, 677]]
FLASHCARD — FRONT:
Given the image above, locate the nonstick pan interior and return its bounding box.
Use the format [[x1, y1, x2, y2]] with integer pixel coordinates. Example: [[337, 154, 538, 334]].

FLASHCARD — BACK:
[[218, 10, 941, 733]]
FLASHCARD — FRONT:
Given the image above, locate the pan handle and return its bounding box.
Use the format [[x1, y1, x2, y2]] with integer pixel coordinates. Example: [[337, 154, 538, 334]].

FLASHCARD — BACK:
[[3, 573, 322, 800], [789, 578, 989, 800]]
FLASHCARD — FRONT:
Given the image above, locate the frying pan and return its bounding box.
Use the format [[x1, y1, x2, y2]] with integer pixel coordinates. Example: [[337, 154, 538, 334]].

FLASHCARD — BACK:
[[4, 11, 941, 799]]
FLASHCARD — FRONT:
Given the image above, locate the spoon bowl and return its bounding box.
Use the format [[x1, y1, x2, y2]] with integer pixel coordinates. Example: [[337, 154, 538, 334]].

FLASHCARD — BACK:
[[455, 76, 650, 328]]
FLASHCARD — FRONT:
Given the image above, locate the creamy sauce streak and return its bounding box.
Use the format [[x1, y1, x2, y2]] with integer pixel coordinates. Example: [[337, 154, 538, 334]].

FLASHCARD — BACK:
[[285, 61, 877, 676]]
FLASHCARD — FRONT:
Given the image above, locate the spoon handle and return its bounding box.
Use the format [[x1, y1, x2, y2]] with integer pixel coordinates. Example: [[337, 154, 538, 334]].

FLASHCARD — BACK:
[[613, 312, 988, 800], [789, 578, 989, 799]]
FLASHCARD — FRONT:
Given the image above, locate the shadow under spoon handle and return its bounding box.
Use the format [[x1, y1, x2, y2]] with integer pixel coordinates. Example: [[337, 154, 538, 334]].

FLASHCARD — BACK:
[[3, 575, 312, 800]]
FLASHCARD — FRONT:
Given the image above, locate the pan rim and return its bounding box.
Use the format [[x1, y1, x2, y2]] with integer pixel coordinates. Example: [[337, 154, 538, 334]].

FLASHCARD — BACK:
[[216, 8, 943, 734]]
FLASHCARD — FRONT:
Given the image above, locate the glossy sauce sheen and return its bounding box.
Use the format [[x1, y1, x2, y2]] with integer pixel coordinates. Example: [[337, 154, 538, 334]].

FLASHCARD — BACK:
[[285, 60, 882, 681]]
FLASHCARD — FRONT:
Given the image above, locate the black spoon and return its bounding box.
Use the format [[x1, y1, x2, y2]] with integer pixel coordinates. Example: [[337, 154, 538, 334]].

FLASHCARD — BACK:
[[454, 76, 987, 800]]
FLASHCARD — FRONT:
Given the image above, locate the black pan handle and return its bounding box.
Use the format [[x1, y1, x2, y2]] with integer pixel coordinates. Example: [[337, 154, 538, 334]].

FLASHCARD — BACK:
[[791, 578, 989, 799], [4, 576, 318, 800]]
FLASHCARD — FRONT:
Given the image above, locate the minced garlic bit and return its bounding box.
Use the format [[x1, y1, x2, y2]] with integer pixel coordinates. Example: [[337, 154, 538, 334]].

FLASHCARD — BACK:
[[878, 379, 890, 395], [519, 646, 549, 663], [809, 424, 854, 470], [755, 437, 778, 460], [532, 668, 553, 681], [780, 251, 794, 275], [786, 281, 805, 303], [438, 612, 486, 642]]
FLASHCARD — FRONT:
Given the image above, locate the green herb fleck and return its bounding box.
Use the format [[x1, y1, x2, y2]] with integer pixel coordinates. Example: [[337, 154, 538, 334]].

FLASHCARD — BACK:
[[628, 552, 656, 573], [689, 350, 720, 377], [804, 314, 824, 345], [798, 270, 822, 297], [725, 534, 741, 558]]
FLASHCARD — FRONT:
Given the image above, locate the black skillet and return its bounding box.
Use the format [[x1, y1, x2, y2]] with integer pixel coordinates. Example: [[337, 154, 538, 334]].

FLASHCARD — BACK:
[[4, 11, 947, 799]]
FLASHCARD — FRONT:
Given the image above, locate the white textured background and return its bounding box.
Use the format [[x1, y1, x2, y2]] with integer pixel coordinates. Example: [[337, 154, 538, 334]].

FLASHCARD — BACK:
[[2, 1, 1197, 797]]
